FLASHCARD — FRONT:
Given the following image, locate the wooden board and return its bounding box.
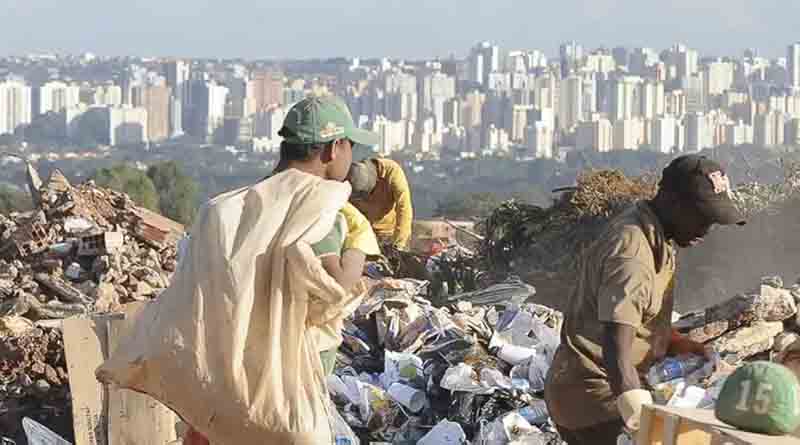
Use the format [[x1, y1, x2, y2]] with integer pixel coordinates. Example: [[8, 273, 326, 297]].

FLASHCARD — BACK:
[[106, 303, 178, 445], [63, 317, 109, 445], [637, 405, 800, 445], [62, 303, 179, 445]]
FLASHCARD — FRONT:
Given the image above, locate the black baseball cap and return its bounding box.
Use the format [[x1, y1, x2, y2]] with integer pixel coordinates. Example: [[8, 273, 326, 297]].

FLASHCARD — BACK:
[[660, 154, 746, 226]]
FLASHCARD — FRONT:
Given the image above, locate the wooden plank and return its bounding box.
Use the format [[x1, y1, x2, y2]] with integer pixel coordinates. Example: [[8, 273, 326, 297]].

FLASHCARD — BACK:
[[638, 405, 800, 445], [63, 317, 109, 445], [106, 302, 179, 445]]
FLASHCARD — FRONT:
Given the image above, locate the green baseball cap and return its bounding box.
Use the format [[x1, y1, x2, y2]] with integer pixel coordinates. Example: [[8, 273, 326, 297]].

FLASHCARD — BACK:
[[715, 361, 800, 435], [279, 95, 379, 146]]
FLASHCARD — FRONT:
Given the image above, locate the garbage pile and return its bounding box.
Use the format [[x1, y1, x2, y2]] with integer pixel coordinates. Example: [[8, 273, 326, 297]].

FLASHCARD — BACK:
[[328, 276, 565, 444], [0, 169, 184, 443]]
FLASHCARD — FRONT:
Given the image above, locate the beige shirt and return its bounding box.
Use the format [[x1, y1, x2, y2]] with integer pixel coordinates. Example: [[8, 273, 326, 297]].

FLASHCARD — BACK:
[[544, 201, 676, 430]]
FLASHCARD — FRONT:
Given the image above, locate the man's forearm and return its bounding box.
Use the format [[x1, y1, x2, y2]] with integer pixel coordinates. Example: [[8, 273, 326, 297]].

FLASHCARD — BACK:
[[603, 323, 641, 396]]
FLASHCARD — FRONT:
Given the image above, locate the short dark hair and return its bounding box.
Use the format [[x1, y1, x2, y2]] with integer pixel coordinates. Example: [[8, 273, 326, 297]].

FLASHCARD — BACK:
[[272, 129, 332, 174]]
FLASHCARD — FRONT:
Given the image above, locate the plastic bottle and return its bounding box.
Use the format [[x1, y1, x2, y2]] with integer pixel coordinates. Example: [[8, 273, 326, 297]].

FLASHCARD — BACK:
[[646, 354, 705, 386]]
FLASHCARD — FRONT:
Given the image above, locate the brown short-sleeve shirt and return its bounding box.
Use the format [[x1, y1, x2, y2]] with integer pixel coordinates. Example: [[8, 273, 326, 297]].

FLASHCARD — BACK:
[[544, 202, 676, 430]]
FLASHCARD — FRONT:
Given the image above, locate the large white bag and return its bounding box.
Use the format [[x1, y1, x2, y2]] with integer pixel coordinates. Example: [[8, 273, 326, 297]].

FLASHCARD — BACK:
[[97, 169, 356, 444]]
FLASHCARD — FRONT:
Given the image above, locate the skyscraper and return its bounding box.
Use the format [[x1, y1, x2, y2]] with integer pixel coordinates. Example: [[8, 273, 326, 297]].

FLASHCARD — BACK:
[[469, 42, 500, 86], [653, 116, 677, 154], [788, 43, 800, 89], [0, 80, 32, 135], [132, 85, 171, 142], [36, 81, 80, 116], [558, 75, 582, 131], [610, 76, 642, 121], [186, 81, 228, 142], [164, 60, 191, 103], [527, 122, 553, 159], [249, 71, 284, 112], [560, 41, 583, 78]]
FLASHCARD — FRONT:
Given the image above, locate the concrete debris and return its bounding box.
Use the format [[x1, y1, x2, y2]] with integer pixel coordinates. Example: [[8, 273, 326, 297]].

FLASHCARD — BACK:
[[0, 168, 184, 445]]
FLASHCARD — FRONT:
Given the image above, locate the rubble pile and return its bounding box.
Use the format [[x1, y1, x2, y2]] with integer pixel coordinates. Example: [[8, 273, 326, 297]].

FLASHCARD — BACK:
[[676, 276, 800, 364], [0, 169, 184, 444], [329, 276, 564, 444]]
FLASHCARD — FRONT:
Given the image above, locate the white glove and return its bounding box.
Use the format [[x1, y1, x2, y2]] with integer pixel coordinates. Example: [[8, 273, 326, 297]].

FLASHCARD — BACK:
[[616, 389, 653, 432]]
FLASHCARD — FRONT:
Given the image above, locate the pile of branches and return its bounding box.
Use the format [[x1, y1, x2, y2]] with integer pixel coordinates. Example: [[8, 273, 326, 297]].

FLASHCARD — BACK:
[[479, 170, 657, 275]]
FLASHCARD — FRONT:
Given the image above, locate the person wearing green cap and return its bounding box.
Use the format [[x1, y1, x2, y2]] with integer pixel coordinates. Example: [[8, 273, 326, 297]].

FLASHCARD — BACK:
[[544, 154, 746, 444], [273, 95, 381, 375], [183, 95, 381, 445]]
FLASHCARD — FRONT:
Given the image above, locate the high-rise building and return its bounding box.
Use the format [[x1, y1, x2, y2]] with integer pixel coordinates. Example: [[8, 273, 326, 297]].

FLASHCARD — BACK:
[[0, 80, 32, 135], [164, 60, 191, 103], [612, 47, 630, 69], [420, 71, 455, 131], [186, 81, 228, 142], [371, 115, 408, 155], [131, 85, 171, 142], [653, 116, 677, 154], [788, 43, 800, 89], [576, 118, 613, 152], [510, 105, 533, 142], [107, 106, 149, 146], [726, 120, 754, 146], [560, 41, 583, 78], [610, 76, 642, 121], [36, 81, 80, 116], [93, 84, 123, 107], [666, 90, 687, 117], [640, 80, 665, 120], [613, 119, 645, 150], [673, 45, 699, 82], [754, 111, 785, 147], [469, 42, 500, 86], [249, 72, 284, 112], [443, 98, 461, 128], [527, 122, 553, 159], [703, 61, 734, 97], [685, 112, 710, 151], [785, 118, 800, 145], [585, 52, 616, 74], [683, 74, 705, 113], [385, 92, 418, 122], [558, 75, 582, 131], [629, 48, 658, 75]]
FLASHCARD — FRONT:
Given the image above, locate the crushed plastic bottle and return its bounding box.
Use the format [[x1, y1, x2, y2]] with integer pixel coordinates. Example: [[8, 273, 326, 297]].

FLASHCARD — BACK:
[[646, 354, 705, 386]]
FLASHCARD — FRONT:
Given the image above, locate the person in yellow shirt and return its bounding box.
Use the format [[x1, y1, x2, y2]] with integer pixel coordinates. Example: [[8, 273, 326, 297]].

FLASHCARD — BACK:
[[347, 158, 413, 250]]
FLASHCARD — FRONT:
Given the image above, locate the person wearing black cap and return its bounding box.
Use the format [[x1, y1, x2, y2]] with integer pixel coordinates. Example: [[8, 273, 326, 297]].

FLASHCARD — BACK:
[[544, 154, 745, 445]]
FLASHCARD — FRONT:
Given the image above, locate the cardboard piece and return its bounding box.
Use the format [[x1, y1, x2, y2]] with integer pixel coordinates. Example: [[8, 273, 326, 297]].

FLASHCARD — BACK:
[[63, 304, 178, 445]]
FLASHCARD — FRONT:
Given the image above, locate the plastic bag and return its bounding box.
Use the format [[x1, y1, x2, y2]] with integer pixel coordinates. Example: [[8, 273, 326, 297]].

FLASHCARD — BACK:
[[418, 420, 467, 445], [527, 350, 551, 393], [518, 399, 549, 426], [381, 351, 423, 388], [22, 418, 72, 445], [478, 412, 545, 445], [440, 363, 494, 394], [480, 368, 512, 390]]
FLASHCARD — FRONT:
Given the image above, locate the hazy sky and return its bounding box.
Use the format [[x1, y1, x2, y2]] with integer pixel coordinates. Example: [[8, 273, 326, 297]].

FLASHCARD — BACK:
[[2, 0, 798, 59]]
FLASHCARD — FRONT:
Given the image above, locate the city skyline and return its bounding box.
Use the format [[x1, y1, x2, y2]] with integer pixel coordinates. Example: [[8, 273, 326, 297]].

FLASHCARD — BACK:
[[2, 0, 800, 59]]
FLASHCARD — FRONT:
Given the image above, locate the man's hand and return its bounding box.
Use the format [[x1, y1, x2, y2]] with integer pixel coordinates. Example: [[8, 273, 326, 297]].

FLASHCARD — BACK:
[[668, 329, 706, 356]]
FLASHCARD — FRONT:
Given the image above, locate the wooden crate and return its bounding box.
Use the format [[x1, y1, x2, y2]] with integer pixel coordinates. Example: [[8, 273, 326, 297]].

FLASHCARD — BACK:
[[637, 405, 800, 445]]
